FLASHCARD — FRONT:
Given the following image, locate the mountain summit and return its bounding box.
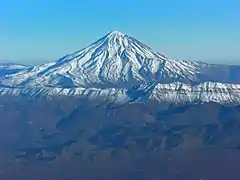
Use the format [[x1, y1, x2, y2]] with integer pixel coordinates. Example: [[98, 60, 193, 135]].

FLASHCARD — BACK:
[[105, 30, 126, 38]]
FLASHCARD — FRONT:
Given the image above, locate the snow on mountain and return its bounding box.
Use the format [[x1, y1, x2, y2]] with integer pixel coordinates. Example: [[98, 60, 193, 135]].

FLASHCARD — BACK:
[[0, 63, 31, 76], [0, 82, 240, 104], [0, 63, 32, 87], [0, 31, 240, 104], [150, 82, 240, 104]]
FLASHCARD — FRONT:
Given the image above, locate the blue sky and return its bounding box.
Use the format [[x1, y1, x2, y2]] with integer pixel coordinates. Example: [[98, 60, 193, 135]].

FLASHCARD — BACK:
[[1, 0, 240, 65]]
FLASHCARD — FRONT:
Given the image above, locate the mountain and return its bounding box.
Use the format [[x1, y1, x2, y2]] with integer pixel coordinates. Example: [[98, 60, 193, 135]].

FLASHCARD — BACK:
[[0, 63, 31, 77], [0, 31, 240, 104], [0, 31, 198, 88]]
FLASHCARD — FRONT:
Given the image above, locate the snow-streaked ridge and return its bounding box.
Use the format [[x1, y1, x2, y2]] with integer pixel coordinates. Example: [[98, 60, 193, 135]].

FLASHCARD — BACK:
[[0, 82, 240, 104], [150, 82, 240, 104]]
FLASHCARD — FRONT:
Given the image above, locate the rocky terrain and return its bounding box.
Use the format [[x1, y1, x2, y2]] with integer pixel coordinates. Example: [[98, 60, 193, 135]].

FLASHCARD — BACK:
[[0, 96, 240, 179]]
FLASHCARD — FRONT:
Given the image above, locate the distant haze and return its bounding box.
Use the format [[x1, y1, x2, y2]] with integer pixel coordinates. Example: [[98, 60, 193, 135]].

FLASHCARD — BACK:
[[1, 0, 240, 65]]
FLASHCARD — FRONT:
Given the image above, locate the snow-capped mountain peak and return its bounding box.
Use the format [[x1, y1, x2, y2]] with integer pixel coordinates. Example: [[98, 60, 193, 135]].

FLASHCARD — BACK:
[[1, 31, 171, 88], [1, 31, 240, 104]]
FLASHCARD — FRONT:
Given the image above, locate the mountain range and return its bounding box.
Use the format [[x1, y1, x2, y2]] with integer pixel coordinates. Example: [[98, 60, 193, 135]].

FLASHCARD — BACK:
[[1, 31, 240, 104], [1, 31, 240, 180]]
